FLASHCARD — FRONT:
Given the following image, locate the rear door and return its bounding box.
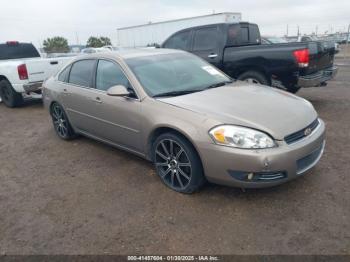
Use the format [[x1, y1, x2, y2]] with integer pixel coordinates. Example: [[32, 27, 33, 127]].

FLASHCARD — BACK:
[[191, 26, 221, 68], [61, 59, 98, 132]]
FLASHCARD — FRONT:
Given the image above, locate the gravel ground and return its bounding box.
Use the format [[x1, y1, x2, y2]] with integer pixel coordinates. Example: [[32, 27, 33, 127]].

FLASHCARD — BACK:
[[0, 58, 349, 255]]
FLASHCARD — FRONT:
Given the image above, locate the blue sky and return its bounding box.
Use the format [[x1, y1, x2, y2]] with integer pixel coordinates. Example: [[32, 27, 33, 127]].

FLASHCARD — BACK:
[[1, 0, 349, 46]]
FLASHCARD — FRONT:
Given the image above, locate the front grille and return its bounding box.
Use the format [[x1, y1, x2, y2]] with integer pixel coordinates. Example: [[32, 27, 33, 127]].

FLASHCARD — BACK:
[[284, 119, 319, 144], [296, 141, 325, 174]]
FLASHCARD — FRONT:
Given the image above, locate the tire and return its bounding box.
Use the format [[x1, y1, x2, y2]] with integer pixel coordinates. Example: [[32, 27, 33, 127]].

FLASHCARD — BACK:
[[0, 80, 24, 108], [287, 86, 301, 94], [50, 103, 76, 140], [237, 71, 269, 85], [153, 132, 205, 194]]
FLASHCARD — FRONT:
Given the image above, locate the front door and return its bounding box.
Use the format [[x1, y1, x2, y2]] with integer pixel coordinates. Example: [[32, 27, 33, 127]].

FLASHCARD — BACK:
[[82, 59, 142, 152]]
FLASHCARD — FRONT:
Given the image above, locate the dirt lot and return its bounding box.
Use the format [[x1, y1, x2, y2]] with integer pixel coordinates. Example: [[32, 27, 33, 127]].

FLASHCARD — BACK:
[[0, 56, 349, 255]]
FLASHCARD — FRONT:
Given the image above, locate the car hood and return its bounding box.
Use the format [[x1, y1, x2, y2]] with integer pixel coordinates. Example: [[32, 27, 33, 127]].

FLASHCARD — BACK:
[[156, 82, 318, 140]]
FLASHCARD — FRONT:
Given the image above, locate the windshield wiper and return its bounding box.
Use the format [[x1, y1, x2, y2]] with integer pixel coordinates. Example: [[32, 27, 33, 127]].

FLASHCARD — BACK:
[[204, 80, 233, 90], [153, 90, 200, 98], [153, 80, 233, 98]]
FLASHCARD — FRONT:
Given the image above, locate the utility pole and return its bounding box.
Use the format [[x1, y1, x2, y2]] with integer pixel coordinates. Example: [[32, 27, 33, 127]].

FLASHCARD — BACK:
[[297, 25, 300, 36], [316, 25, 318, 36], [286, 24, 289, 37], [346, 24, 350, 58], [75, 32, 80, 45]]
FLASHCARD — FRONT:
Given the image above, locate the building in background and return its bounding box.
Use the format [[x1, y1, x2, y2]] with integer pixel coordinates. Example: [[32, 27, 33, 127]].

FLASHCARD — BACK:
[[117, 12, 241, 47]]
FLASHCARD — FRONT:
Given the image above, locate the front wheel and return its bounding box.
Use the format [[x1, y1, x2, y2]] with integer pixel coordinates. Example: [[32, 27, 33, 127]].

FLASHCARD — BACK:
[[0, 80, 24, 108], [287, 86, 301, 94], [153, 133, 205, 193]]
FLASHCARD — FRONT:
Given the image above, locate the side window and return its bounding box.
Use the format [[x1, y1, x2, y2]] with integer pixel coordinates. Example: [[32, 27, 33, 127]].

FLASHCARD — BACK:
[[68, 60, 95, 87], [164, 31, 190, 50], [96, 60, 130, 91], [58, 65, 71, 82], [193, 27, 218, 51]]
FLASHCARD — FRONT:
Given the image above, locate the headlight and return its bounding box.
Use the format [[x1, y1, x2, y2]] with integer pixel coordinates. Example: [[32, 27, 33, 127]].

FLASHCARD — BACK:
[[209, 125, 276, 149]]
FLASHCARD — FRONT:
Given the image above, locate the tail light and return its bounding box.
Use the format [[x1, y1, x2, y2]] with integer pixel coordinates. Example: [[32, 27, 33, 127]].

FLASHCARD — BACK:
[[6, 41, 19, 46], [293, 49, 309, 68], [17, 64, 28, 80]]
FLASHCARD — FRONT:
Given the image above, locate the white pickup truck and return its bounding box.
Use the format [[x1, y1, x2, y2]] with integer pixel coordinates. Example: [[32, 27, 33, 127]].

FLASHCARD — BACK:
[[0, 41, 74, 107]]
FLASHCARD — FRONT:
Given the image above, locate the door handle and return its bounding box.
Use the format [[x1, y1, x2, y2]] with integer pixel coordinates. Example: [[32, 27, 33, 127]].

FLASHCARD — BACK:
[[208, 53, 218, 58], [94, 97, 102, 103], [50, 61, 58, 65]]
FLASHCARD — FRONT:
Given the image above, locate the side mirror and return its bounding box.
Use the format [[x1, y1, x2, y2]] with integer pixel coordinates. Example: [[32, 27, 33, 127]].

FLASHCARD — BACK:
[[107, 85, 130, 97]]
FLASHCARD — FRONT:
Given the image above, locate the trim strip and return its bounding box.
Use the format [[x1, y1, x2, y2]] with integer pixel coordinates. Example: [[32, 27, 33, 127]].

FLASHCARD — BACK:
[[67, 108, 140, 133]]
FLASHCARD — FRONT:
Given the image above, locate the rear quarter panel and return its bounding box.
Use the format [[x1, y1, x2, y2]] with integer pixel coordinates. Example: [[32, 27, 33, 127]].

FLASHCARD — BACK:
[[222, 42, 309, 87]]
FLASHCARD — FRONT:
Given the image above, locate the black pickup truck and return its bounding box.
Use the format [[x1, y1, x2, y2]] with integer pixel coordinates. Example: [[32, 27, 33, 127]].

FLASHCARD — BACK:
[[161, 23, 338, 93]]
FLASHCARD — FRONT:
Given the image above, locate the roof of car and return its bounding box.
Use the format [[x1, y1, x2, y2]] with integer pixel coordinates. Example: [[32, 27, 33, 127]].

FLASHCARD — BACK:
[[78, 48, 185, 60]]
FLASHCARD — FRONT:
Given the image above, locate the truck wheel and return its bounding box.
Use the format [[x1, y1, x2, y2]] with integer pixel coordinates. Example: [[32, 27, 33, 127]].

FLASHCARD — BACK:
[[287, 86, 301, 94], [237, 71, 269, 86], [0, 80, 24, 108]]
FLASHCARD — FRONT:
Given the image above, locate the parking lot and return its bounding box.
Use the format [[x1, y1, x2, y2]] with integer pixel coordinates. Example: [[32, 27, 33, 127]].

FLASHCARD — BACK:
[[0, 52, 350, 255]]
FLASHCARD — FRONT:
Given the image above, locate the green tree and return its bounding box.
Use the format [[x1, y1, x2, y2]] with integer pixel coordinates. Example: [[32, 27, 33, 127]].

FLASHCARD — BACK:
[[86, 36, 112, 47], [43, 37, 69, 53]]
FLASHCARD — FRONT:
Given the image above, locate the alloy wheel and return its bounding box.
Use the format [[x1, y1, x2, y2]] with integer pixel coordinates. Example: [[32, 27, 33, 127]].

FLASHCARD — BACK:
[[51, 104, 68, 138], [155, 139, 192, 190]]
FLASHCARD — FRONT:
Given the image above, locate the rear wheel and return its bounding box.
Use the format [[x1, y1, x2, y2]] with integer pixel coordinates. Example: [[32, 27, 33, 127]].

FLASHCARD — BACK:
[[50, 103, 76, 140], [153, 133, 205, 193], [237, 71, 269, 86], [0, 80, 24, 108]]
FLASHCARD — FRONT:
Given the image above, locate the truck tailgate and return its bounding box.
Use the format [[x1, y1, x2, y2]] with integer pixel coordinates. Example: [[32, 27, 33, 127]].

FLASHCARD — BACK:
[[306, 41, 335, 74]]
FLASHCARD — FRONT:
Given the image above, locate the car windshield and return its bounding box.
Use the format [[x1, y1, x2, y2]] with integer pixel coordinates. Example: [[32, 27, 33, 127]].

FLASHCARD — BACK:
[[125, 53, 232, 97]]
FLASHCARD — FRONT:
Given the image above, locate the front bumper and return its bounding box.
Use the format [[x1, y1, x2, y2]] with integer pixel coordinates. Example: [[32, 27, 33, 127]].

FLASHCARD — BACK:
[[198, 119, 326, 188], [23, 81, 43, 93], [298, 67, 338, 88]]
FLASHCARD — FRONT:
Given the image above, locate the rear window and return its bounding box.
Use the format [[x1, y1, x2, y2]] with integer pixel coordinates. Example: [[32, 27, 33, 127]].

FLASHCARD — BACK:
[[227, 24, 261, 46], [249, 24, 260, 44], [68, 60, 95, 87], [0, 43, 40, 60]]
